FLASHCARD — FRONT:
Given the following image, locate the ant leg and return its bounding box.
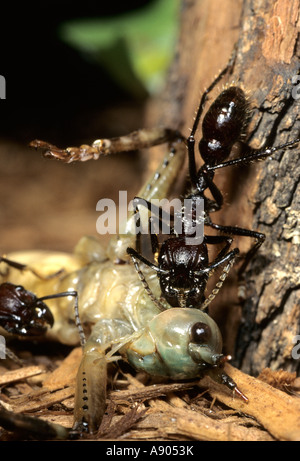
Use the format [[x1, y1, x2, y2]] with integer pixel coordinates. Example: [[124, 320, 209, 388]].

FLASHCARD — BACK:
[[202, 171, 224, 212], [206, 138, 300, 171], [126, 247, 165, 274], [204, 247, 239, 274], [0, 256, 64, 280], [30, 128, 182, 163], [39, 291, 86, 347], [128, 139, 185, 256], [132, 197, 168, 257], [126, 248, 167, 311], [133, 196, 175, 235], [130, 199, 176, 308], [200, 246, 240, 311], [149, 218, 160, 256], [204, 234, 233, 257], [206, 221, 265, 276], [132, 199, 143, 255], [132, 195, 176, 264], [186, 171, 224, 214]]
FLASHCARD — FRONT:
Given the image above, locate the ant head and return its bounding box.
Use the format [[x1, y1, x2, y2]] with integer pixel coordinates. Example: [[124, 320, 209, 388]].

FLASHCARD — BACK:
[[0, 282, 54, 336], [159, 270, 207, 308], [158, 239, 208, 308]]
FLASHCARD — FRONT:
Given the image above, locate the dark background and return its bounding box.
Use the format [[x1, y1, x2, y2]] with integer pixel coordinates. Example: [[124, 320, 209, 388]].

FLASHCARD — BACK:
[[0, 1, 154, 143], [0, 1, 158, 253]]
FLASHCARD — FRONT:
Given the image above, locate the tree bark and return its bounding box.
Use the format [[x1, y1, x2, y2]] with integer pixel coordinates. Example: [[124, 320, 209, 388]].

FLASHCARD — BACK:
[[146, 0, 300, 376]]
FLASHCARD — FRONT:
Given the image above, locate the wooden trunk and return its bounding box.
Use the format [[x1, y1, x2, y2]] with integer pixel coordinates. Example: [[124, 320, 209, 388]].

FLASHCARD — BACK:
[[146, 0, 300, 376]]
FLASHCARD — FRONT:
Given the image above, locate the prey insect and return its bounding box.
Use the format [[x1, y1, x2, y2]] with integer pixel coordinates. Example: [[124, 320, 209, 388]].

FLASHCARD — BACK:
[[0, 138, 247, 439], [38, 85, 299, 312]]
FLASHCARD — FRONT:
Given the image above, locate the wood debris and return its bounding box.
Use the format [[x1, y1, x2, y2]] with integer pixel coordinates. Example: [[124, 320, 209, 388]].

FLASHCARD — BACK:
[[1, 347, 299, 441], [0, 366, 45, 386]]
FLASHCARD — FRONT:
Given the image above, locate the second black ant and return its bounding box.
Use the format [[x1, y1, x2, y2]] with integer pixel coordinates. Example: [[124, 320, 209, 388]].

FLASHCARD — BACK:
[[0, 256, 85, 362]]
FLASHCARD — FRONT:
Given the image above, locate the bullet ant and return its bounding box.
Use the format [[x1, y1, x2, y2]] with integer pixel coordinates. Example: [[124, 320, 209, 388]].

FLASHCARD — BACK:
[[0, 256, 84, 361], [186, 81, 299, 276], [30, 69, 299, 312], [127, 193, 239, 310], [126, 66, 299, 309]]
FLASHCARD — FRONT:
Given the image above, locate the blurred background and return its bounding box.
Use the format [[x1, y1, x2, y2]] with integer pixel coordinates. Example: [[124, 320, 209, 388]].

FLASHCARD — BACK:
[[0, 0, 180, 253]]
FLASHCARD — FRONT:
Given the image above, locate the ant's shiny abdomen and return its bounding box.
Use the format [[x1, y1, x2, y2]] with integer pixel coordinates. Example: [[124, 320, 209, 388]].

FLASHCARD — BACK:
[[199, 86, 248, 165]]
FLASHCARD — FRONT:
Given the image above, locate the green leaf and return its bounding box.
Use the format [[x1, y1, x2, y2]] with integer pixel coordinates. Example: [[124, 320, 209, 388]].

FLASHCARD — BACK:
[[58, 0, 180, 96]]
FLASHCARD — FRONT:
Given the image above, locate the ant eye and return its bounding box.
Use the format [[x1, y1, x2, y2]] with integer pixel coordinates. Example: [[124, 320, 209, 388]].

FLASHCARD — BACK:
[[190, 322, 211, 344]]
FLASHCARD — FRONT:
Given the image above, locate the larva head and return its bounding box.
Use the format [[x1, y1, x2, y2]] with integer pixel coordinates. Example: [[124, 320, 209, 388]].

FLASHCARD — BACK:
[[126, 308, 223, 379], [125, 308, 248, 402]]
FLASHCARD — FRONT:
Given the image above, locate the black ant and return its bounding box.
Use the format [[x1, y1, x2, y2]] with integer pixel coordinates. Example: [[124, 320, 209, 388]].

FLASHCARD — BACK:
[[187, 66, 298, 276], [186, 74, 299, 276], [126, 67, 299, 309], [29, 63, 299, 309], [0, 281, 55, 337], [0, 256, 85, 359], [126, 194, 239, 310]]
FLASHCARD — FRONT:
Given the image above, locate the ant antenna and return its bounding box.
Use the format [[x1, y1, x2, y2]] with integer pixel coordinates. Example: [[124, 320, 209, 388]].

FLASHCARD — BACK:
[[128, 252, 167, 312], [0, 256, 64, 280], [39, 291, 86, 348], [200, 256, 238, 311], [206, 138, 300, 171]]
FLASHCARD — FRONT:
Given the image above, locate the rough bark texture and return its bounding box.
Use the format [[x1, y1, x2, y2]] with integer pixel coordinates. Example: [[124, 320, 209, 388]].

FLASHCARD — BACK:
[[146, 0, 300, 376]]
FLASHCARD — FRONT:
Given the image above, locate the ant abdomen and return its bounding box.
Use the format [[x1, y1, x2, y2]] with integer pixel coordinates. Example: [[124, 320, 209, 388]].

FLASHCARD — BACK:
[[199, 86, 248, 165]]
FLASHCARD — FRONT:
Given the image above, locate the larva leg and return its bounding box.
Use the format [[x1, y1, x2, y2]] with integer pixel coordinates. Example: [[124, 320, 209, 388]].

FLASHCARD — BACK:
[[31, 127, 186, 264]]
